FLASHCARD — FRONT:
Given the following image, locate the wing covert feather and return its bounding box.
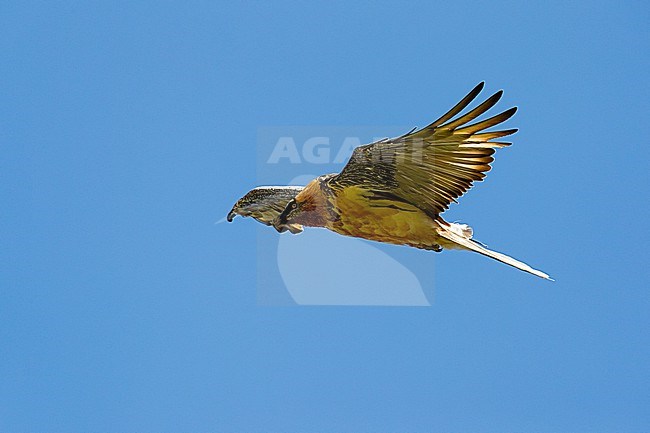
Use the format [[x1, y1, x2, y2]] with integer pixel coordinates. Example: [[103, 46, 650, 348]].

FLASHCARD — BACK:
[[329, 84, 517, 217]]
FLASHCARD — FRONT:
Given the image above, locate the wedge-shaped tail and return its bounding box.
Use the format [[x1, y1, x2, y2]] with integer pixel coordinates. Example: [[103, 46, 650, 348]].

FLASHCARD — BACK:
[[436, 220, 552, 280]]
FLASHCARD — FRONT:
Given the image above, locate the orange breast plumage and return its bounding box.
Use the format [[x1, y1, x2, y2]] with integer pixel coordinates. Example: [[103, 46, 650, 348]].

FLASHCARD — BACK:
[[327, 186, 441, 249]]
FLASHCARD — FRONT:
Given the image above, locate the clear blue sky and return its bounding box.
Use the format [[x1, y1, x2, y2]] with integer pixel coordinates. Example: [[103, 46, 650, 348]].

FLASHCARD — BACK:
[[2, 1, 649, 432]]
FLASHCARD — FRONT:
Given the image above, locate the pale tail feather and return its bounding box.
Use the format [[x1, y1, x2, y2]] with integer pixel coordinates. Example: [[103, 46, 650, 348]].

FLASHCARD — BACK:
[[437, 221, 553, 280]]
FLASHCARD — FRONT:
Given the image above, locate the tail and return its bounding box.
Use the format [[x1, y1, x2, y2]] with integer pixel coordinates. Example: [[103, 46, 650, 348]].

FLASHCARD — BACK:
[[436, 220, 553, 280]]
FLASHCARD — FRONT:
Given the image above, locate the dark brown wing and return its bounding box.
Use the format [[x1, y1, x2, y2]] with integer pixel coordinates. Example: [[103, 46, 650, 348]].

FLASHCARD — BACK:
[[328, 82, 517, 218]]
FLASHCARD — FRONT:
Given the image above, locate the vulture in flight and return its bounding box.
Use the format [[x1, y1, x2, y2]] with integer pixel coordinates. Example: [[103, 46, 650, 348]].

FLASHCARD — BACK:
[[228, 83, 551, 280]]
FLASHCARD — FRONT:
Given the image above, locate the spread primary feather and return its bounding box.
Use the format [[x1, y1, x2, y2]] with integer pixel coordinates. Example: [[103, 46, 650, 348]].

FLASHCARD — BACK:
[[228, 82, 551, 280]]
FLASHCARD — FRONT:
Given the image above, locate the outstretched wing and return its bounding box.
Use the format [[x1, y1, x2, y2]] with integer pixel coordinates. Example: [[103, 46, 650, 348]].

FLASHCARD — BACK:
[[228, 186, 304, 233], [328, 82, 517, 218]]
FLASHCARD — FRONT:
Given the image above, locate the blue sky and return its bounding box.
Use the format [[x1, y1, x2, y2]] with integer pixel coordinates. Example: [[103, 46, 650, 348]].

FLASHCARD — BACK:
[[2, 1, 649, 432]]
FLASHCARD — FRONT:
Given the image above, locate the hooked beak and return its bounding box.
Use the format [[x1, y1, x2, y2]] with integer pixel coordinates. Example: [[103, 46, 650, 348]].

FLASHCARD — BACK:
[[227, 208, 236, 222]]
